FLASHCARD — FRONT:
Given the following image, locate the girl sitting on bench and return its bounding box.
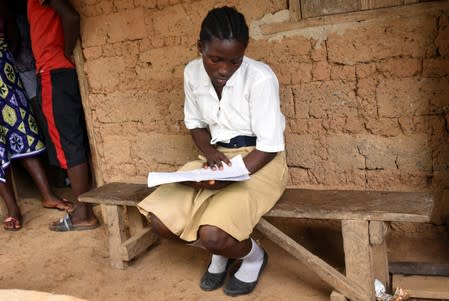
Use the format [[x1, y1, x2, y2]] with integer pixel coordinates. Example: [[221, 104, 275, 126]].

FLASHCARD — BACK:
[[138, 6, 287, 296]]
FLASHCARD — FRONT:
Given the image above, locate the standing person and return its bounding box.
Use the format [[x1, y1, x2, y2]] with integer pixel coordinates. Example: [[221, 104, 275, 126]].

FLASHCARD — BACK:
[[138, 6, 288, 296], [14, 0, 71, 189], [0, 0, 73, 231], [27, 0, 98, 231], [13, 0, 36, 103]]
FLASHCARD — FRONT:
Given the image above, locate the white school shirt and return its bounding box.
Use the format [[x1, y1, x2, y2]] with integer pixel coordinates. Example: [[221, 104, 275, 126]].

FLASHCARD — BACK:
[[183, 56, 285, 153]]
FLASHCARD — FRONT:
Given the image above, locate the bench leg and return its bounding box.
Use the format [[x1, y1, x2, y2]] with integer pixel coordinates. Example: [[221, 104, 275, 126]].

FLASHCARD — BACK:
[[127, 206, 146, 236], [256, 218, 370, 301], [330, 291, 347, 301], [369, 221, 389, 290], [104, 204, 128, 269], [342, 220, 376, 301]]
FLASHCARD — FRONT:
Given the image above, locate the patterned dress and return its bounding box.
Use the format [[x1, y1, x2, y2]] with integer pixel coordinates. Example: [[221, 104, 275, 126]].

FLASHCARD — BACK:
[[0, 38, 45, 182]]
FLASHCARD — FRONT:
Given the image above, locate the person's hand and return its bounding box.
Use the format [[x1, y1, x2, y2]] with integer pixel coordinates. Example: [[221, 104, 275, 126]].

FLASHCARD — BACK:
[[181, 180, 232, 190], [203, 149, 231, 170]]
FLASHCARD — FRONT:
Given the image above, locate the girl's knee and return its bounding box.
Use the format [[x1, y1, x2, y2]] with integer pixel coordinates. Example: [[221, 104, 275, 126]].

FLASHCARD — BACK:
[[198, 225, 233, 252], [150, 213, 171, 237]]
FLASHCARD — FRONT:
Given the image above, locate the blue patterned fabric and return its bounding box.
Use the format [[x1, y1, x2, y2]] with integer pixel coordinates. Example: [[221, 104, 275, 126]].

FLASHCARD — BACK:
[[0, 38, 45, 182]]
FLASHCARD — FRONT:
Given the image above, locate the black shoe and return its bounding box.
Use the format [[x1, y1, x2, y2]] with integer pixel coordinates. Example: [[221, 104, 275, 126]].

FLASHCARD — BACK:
[[223, 250, 268, 296], [200, 259, 234, 291]]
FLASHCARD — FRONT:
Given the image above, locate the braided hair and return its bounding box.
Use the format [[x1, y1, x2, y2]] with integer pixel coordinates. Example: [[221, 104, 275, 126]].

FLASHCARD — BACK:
[[199, 6, 249, 47]]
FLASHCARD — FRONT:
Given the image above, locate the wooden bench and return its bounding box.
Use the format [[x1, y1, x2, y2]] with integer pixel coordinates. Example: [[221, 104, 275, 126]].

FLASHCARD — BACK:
[[79, 182, 434, 301], [256, 189, 434, 301], [79, 183, 157, 269]]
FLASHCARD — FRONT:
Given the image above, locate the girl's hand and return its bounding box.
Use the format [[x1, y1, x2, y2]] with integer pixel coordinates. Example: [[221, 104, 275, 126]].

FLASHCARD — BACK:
[[203, 149, 232, 170], [181, 180, 231, 190]]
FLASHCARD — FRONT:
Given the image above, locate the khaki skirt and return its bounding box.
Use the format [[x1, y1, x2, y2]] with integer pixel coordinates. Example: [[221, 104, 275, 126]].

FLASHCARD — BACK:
[[137, 147, 288, 242]]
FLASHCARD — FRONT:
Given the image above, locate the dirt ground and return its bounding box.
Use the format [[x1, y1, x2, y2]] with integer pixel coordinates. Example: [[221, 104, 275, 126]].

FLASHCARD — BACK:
[[0, 173, 448, 301]]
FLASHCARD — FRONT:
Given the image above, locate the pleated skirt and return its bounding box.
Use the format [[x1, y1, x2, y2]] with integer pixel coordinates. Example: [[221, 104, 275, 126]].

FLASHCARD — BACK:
[[138, 146, 288, 242]]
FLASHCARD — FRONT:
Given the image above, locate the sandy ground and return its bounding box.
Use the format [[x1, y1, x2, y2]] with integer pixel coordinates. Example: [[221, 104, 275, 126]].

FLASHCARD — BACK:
[[0, 187, 332, 301], [0, 172, 448, 301]]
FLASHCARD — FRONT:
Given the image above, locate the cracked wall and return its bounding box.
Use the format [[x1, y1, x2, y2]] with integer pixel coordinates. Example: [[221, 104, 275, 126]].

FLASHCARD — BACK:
[[74, 1, 449, 209]]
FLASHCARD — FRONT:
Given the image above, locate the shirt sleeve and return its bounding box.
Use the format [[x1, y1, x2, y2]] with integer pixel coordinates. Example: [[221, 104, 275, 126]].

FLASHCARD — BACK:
[[250, 74, 285, 153], [183, 68, 208, 130]]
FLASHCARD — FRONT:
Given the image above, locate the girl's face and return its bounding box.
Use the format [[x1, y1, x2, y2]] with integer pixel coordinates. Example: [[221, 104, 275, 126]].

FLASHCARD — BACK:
[[198, 38, 246, 91]]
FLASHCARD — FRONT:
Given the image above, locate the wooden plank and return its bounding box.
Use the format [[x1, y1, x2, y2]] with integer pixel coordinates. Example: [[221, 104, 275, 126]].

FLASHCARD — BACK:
[[289, 0, 301, 21], [366, 0, 404, 9], [127, 206, 146, 236], [73, 42, 104, 187], [392, 275, 449, 299], [265, 189, 433, 222], [342, 220, 375, 300], [256, 218, 371, 301], [430, 189, 449, 224], [390, 262, 449, 276], [104, 204, 128, 269], [300, 0, 360, 18], [261, 1, 449, 36], [369, 221, 387, 245], [330, 291, 347, 301], [121, 228, 158, 261], [79, 182, 154, 206], [360, 0, 370, 9], [370, 221, 389, 287], [372, 244, 389, 289]]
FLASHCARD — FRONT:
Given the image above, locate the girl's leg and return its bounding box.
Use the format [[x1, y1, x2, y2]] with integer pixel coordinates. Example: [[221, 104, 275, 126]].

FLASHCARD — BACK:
[[150, 213, 186, 243], [198, 225, 252, 258], [20, 156, 72, 210], [0, 168, 22, 229], [198, 225, 266, 296]]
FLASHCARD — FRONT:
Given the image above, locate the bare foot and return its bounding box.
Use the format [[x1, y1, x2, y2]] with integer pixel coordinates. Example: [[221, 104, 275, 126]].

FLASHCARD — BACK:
[[49, 213, 99, 232], [3, 215, 22, 231], [42, 198, 73, 211]]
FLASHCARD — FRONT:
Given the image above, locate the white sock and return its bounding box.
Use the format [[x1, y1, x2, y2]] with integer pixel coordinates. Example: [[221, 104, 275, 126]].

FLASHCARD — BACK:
[[234, 238, 265, 283], [207, 254, 228, 274]]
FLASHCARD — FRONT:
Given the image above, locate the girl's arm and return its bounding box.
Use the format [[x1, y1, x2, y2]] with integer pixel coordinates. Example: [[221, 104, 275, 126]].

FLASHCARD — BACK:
[[180, 128, 232, 190], [190, 128, 231, 170], [243, 149, 277, 175]]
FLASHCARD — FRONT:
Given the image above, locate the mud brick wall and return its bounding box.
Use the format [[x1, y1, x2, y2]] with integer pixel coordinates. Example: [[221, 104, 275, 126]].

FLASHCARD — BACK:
[[75, 1, 449, 218]]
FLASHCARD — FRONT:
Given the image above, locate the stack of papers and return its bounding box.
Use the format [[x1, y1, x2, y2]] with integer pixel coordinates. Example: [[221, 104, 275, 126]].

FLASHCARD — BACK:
[[147, 155, 250, 188]]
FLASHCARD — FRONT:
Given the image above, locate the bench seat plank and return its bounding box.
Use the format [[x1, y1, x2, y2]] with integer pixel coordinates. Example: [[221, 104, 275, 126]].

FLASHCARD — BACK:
[[266, 189, 433, 222], [79, 182, 153, 206]]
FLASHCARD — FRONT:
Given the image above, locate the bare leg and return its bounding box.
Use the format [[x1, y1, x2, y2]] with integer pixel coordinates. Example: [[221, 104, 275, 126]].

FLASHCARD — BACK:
[[0, 168, 22, 230], [20, 156, 72, 210], [0, 168, 20, 219], [65, 162, 97, 225], [198, 225, 251, 259], [150, 214, 251, 256], [150, 213, 186, 243]]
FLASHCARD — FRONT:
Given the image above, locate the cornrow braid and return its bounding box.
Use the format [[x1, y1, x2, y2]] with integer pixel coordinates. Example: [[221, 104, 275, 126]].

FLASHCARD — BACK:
[[199, 6, 249, 47]]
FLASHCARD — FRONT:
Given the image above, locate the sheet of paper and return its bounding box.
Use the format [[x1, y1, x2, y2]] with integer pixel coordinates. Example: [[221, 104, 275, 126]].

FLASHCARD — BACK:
[[147, 155, 250, 187]]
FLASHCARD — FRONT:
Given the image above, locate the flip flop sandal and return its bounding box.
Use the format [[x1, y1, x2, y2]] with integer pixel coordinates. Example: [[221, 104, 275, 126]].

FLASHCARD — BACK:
[[3, 216, 22, 231], [49, 214, 99, 232], [43, 199, 74, 211]]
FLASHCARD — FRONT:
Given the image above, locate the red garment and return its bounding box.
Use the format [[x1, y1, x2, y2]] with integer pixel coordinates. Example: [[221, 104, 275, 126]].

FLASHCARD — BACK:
[[27, 0, 74, 72]]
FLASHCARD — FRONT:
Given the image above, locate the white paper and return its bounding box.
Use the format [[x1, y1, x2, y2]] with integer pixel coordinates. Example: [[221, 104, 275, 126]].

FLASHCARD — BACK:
[[147, 155, 250, 187]]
